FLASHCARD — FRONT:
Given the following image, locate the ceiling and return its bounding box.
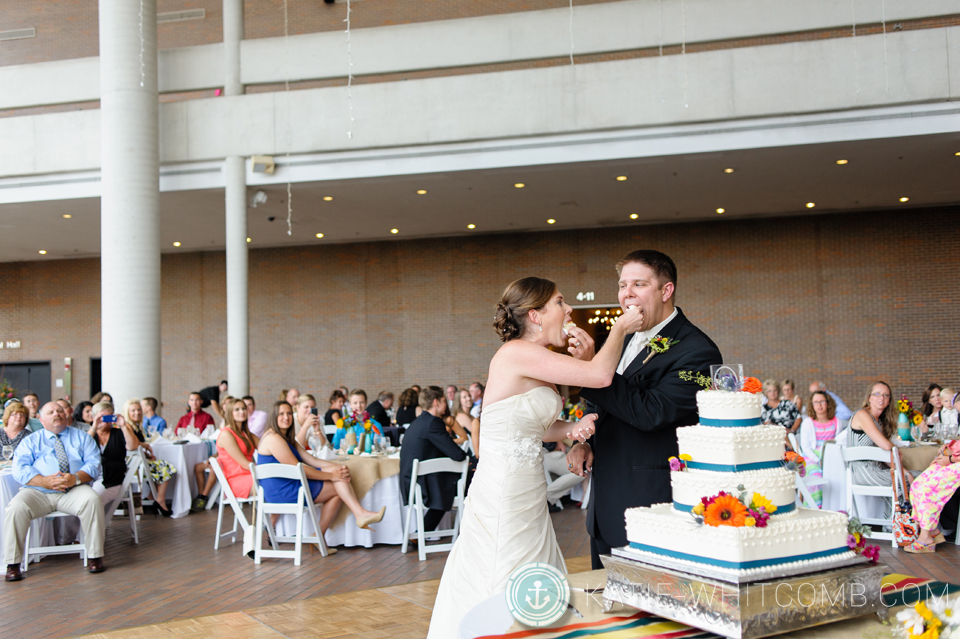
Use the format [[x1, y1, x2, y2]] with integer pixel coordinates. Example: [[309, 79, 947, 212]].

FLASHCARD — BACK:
[[2, 132, 959, 262]]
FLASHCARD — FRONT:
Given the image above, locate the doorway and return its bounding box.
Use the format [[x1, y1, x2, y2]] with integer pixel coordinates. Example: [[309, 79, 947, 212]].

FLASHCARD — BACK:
[[0, 361, 52, 405], [90, 358, 102, 400]]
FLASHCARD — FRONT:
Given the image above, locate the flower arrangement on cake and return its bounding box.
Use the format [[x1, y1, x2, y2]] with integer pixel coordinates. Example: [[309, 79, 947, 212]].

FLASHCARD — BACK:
[[678, 368, 762, 394], [895, 598, 959, 639], [690, 485, 777, 528], [783, 450, 807, 477], [842, 513, 880, 562], [668, 454, 692, 471]]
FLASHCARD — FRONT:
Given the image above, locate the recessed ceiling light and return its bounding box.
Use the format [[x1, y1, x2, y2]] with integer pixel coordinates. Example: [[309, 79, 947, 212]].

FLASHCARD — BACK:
[[836, 159, 848, 165], [546, 218, 556, 224], [416, 189, 427, 195], [955, 151, 960, 156], [616, 176, 628, 181], [390, 228, 399, 234], [315, 233, 324, 238], [323, 196, 333, 201], [38, 250, 47, 255], [173, 242, 181, 247], [62, 214, 72, 219], [723, 168, 735, 174], [246, 237, 251, 243], [467, 224, 476, 229], [806, 202, 816, 208], [716, 208, 725, 214], [899, 197, 909, 202], [629, 213, 639, 219], [514, 183, 525, 189]]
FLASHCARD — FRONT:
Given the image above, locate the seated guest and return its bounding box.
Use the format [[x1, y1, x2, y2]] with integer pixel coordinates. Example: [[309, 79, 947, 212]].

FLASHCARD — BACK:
[[142, 397, 167, 434], [445, 385, 458, 413], [395, 388, 420, 426], [176, 392, 215, 435], [848, 381, 899, 519], [214, 398, 259, 503], [399, 386, 467, 533], [921, 384, 942, 435], [88, 403, 139, 509], [939, 387, 959, 433], [808, 381, 853, 421], [797, 391, 839, 507], [244, 396, 268, 438], [0, 402, 32, 452], [121, 399, 177, 516], [452, 389, 475, 441], [469, 382, 484, 419], [444, 414, 470, 446], [543, 440, 584, 512], [4, 402, 106, 580], [368, 391, 399, 447], [21, 392, 43, 432], [761, 379, 801, 433], [332, 390, 383, 452], [781, 379, 803, 413], [192, 458, 219, 513], [324, 390, 346, 426], [57, 399, 75, 427], [294, 394, 327, 450], [73, 401, 94, 429], [905, 439, 960, 553], [91, 391, 113, 405], [257, 400, 385, 534]]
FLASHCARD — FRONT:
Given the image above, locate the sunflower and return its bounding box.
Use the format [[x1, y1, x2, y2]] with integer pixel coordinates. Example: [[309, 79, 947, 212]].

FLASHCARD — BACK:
[[751, 493, 777, 515], [704, 494, 748, 527], [912, 412, 923, 426], [898, 399, 910, 413]]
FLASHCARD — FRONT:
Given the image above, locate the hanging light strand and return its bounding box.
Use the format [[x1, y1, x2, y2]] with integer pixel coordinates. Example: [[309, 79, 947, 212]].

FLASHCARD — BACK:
[[568, 0, 575, 65], [851, 0, 860, 95], [345, 0, 355, 138], [138, 0, 145, 87], [681, 0, 688, 108], [880, 0, 889, 93], [657, 0, 664, 103], [283, 0, 293, 235]]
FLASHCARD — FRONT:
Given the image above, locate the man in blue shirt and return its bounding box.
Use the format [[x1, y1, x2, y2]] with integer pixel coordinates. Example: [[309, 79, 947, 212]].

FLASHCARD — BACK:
[[4, 402, 105, 581]]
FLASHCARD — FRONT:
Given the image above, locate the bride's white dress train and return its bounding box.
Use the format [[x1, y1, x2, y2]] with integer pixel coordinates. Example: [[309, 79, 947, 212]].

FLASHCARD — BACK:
[[427, 386, 567, 638]]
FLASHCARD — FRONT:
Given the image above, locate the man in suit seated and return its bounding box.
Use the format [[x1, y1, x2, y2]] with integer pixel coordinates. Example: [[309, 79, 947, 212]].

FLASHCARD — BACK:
[[400, 386, 466, 533], [367, 391, 398, 446]]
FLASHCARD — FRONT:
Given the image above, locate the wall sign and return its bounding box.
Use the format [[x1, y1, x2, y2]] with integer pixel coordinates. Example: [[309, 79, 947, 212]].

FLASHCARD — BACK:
[[575, 292, 595, 302], [0, 341, 21, 350]]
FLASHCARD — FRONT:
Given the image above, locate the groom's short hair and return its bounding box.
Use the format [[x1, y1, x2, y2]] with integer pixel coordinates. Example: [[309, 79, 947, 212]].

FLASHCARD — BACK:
[[419, 386, 445, 410], [616, 250, 677, 289]]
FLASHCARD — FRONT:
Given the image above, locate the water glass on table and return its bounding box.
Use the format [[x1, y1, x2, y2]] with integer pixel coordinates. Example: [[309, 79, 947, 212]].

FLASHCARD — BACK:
[[1, 445, 12, 461]]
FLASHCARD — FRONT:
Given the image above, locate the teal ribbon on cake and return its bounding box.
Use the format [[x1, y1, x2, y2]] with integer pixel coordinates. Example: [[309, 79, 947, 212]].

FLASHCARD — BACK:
[[627, 542, 846, 569], [673, 500, 795, 514], [699, 416, 762, 427], [685, 460, 782, 472]]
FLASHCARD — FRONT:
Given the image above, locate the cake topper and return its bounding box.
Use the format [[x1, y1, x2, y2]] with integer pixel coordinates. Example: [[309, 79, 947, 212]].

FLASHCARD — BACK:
[[710, 364, 744, 392]]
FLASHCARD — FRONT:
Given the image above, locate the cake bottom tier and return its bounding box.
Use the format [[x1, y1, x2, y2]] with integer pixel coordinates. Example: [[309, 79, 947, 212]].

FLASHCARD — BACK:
[[625, 504, 855, 578]]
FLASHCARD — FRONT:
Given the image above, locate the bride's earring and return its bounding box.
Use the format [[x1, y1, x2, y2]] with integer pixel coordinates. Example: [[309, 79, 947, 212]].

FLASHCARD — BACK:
[[538, 321, 542, 332]]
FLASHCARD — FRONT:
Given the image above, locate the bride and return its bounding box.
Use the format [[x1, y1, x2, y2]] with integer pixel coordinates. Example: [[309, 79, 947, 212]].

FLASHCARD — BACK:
[[427, 277, 642, 638]]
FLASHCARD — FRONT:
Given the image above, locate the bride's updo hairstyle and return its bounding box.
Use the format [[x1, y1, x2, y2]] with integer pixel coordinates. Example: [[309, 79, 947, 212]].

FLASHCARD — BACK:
[[493, 277, 556, 342]]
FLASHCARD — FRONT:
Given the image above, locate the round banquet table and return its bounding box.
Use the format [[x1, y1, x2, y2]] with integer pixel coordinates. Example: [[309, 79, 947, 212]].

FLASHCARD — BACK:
[[149, 440, 214, 518], [898, 442, 941, 472], [273, 454, 405, 548]]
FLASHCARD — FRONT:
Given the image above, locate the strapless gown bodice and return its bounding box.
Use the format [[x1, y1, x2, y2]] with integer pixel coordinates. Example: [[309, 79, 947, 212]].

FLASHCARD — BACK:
[[426, 386, 567, 638]]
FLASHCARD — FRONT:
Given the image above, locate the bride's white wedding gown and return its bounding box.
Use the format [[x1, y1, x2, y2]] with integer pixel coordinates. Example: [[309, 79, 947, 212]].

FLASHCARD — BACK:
[[427, 386, 567, 638]]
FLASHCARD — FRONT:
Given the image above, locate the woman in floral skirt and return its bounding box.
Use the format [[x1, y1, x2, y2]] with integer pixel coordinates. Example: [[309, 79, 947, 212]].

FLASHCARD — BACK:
[[905, 439, 960, 553]]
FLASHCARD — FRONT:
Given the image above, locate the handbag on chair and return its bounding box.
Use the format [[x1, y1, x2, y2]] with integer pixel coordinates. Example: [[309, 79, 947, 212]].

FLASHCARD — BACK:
[[890, 449, 919, 547]]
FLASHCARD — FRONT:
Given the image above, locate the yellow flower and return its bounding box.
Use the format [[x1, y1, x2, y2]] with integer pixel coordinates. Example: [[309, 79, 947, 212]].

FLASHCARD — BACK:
[[744, 516, 756, 527], [916, 602, 934, 622], [336, 418, 344, 428], [692, 503, 704, 516], [751, 494, 777, 514], [679, 454, 692, 462], [912, 413, 924, 426], [852, 532, 861, 544]]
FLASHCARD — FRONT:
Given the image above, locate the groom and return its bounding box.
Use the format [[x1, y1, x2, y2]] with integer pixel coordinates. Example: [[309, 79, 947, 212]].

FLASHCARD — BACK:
[[566, 249, 722, 569]]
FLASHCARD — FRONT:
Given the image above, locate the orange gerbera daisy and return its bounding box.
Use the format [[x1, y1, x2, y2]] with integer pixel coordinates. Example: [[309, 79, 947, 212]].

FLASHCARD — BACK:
[[704, 494, 748, 527]]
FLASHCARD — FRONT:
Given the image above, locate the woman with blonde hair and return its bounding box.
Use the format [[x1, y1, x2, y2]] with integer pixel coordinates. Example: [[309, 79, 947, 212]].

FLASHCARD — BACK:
[[0, 402, 31, 452], [215, 398, 259, 501], [89, 401, 140, 508], [781, 379, 803, 412], [122, 399, 177, 516], [846, 381, 899, 519]]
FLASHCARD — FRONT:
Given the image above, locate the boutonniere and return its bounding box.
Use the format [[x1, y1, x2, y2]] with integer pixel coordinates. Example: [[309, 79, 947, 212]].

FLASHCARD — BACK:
[[643, 335, 679, 364]]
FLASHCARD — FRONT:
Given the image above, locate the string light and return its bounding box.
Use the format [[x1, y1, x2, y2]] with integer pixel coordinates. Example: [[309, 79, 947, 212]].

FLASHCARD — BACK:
[[657, 0, 664, 104], [138, 0, 145, 88], [568, 0, 575, 65], [851, 0, 860, 95], [283, 0, 293, 236], [345, 0, 355, 139], [880, 0, 889, 93], [681, 0, 688, 109]]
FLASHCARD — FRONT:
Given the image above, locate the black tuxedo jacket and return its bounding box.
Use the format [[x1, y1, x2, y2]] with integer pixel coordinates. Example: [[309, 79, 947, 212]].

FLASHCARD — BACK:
[[399, 413, 467, 511], [366, 400, 391, 430], [579, 307, 722, 548]]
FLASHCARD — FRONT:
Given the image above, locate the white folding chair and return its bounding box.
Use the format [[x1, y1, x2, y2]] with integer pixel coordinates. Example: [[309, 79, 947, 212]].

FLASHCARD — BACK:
[[208, 457, 257, 551], [841, 446, 900, 546], [103, 454, 142, 544], [21, 510, 86, 572], [137, 447, 162, 509], [787, 432, 827, 509], [205, 482, 222, 510], [323, 424, 337, 438], [250, 461, 331, 565], [401, 457, 469, 561]]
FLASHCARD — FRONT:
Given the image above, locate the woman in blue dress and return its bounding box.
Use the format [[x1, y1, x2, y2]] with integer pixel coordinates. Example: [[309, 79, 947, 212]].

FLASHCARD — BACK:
[[256, 400, 385, 535]]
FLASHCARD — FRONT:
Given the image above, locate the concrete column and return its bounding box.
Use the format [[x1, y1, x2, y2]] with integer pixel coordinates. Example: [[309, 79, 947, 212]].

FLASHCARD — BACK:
[[224, 156, 248, 397], [224, 0, 248, 396], [99, 0, 161, 402]]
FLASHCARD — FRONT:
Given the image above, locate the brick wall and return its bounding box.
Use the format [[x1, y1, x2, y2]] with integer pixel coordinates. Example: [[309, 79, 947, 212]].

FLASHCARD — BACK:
[[0, 207, 956, 418]]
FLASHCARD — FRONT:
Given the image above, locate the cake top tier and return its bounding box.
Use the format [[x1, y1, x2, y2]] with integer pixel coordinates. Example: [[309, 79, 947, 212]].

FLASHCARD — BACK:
[[696, 390, 763, 425]]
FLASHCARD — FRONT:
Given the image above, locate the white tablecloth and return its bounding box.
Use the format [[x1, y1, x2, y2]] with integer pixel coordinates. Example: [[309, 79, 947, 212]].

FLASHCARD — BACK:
[[0, 469, 56, 561], [150, 441, 212, 518], [274, 473, 406, 548]]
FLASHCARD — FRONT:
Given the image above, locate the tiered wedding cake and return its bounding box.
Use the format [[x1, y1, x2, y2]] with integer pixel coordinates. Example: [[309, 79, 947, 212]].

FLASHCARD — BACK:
[[624, 374, 855, 577]]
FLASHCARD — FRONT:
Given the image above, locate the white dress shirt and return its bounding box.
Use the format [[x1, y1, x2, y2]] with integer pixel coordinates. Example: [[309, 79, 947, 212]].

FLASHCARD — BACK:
[[616, 308, 679, 375]]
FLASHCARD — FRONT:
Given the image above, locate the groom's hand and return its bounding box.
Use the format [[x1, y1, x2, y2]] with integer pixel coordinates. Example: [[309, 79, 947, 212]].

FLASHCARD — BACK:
[[567, 326, 595, 361], [566, 442, 594, 478]]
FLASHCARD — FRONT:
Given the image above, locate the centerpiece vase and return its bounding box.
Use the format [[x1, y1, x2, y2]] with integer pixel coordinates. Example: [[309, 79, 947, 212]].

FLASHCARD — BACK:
[[897, 412, 912, 441]]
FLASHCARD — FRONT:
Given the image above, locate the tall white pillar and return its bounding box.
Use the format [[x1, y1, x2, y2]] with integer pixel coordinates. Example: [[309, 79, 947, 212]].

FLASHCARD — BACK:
[[99, 0, 161, 402], [224, 0, 249, 396]]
